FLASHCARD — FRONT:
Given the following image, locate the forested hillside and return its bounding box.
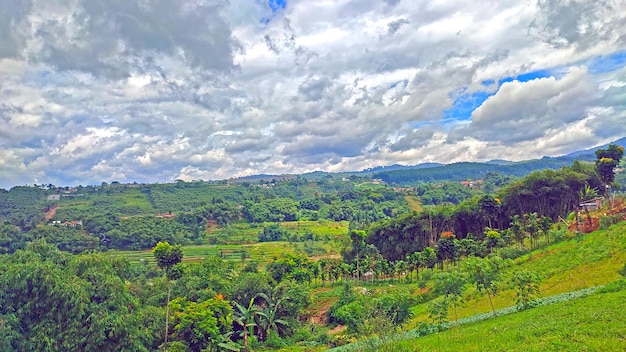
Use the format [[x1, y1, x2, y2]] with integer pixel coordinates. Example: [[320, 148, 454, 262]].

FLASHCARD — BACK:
[[0, 144, 624, 351]]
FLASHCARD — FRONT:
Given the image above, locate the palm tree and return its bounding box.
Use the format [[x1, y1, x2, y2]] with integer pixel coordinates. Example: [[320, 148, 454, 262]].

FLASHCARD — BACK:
[[510, 215, 526, 248], [232, 298, 259, 352]]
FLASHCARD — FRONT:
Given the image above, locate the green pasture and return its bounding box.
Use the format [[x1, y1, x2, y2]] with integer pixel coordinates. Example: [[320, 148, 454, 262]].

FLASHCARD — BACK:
[[280, 220, 350, 237], [389, 286, 626, 351]]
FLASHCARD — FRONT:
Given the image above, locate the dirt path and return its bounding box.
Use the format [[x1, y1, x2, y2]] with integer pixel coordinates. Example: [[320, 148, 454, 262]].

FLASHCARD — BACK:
[[45, 206, 57, 221]]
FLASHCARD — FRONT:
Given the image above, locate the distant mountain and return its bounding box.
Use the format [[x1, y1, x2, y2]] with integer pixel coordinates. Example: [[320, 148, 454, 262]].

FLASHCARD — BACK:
[[372, 137, 626, 185], [228, 137, 625, 185], [563, 137, 626, 159], [356, 163, 443, 174], [485, 159, 515, 165]]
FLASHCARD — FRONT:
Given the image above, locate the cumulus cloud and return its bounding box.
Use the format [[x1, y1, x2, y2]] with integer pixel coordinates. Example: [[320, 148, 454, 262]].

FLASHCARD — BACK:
[[0, 0, 625, 188], [457, 66, 599, 142]]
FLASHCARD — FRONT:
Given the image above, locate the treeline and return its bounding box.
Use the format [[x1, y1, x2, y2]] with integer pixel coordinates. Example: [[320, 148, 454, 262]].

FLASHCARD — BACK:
[[373, 157, 590, 185], [366, 161, 603, 262]]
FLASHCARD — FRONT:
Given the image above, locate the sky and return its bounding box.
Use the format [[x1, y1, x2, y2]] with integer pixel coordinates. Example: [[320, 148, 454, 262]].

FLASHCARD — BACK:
[[1, 0, 626, 188]]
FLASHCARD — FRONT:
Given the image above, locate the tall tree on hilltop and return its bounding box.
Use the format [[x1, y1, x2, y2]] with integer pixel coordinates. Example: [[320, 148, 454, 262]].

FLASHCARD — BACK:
[[595, 144, 624, 196]]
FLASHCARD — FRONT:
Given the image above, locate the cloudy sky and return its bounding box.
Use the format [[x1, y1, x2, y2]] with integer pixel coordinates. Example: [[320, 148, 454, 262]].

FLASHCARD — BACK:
[[1, 0, 626, 188]]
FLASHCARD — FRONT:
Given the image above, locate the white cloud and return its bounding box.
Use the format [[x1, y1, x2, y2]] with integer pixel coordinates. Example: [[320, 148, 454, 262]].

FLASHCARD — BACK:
[[0, 0, 625, 188]]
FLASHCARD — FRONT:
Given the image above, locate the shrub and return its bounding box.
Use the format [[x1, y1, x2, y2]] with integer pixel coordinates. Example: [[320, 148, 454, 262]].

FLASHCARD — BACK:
[[498, 246, 529, 260], [510, 270, 543, 310], [265, 330, 287, 348], [417, 268, 436, 289], [598, 278, 626, 293], [599, 216, 612, 230]]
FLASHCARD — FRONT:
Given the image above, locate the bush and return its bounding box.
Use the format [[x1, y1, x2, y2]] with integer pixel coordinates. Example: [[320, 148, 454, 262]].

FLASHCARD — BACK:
[[598, 278, 626, 293], [550, 228, 570, 243], [498, 246, 529, 260], [417, 268, 434, 286], [599, 216, 612, 230], [510, 270, 543, 310], [265, 330, 287, 348]]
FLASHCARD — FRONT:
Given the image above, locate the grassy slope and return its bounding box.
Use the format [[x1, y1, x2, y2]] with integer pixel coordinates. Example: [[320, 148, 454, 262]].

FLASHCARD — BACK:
[[409, 221, 626, 323], [392, 286, 626, 351], [326, 222, 626, 352]]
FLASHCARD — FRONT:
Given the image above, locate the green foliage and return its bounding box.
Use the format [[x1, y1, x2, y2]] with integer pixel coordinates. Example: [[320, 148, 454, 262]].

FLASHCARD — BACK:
[[153, 241, 184, 272], [333, 290, 414, 336], [431, 270, 468, 325], [258, 223, 287, 242], [510, 270, 543, 310], [106, 216, 194, 250], [414, 181, 476, 205], [0, 222, 32, 254], [463, 256, 509, 315], [170, 296, 234, 352], [428, 296, 450, 328], [484, 228, 503, 252], [0, 186, 48, 228], [595, 144, 624, 186], [435, 233, 458, 266], [0, 242, 152, 351], [266, 252, 312, 283], [29, 225, 99, 254]]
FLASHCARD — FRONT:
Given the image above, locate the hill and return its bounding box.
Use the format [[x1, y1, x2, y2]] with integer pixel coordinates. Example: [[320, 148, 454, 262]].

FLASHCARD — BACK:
[[371, 137, 626, 185]]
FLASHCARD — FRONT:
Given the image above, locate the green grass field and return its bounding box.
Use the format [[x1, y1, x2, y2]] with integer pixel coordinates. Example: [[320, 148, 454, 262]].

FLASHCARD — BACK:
[[388, 285, 626, 351], [110, 241, 303, 265], [57, 189, 155, 216]]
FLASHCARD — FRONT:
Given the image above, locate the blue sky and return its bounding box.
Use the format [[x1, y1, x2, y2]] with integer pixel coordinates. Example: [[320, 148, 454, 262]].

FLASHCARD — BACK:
[[0, 0, 625, 188], [444, 51, 626, 122]]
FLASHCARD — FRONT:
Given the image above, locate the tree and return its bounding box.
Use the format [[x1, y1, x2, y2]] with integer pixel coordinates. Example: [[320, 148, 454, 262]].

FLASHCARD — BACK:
[[422, 247, 437, 269], [595, 144, 624, 186], [432, 270, 467, 326], [436, 232, 458, 268], [538, 216, 552, 245], [524, 212, 540, 249], [510, 270, 543, 310], [153, 241, 184, 351], [0, 241, 151, 351], [169, 296, 236, 352], [510, 215, 526, 248], [479, 195, 501, 229], [462, 256, 508, 316], [484, 228, 503, 253], [343, 230, 367, 281], [256, 292, 289, 340]]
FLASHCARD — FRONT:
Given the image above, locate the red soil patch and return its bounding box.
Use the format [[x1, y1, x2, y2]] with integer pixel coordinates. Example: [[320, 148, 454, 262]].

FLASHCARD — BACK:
[[329, 325, 347, 335], [45, 206, 57, 221], [308, 286, 336, 325]]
